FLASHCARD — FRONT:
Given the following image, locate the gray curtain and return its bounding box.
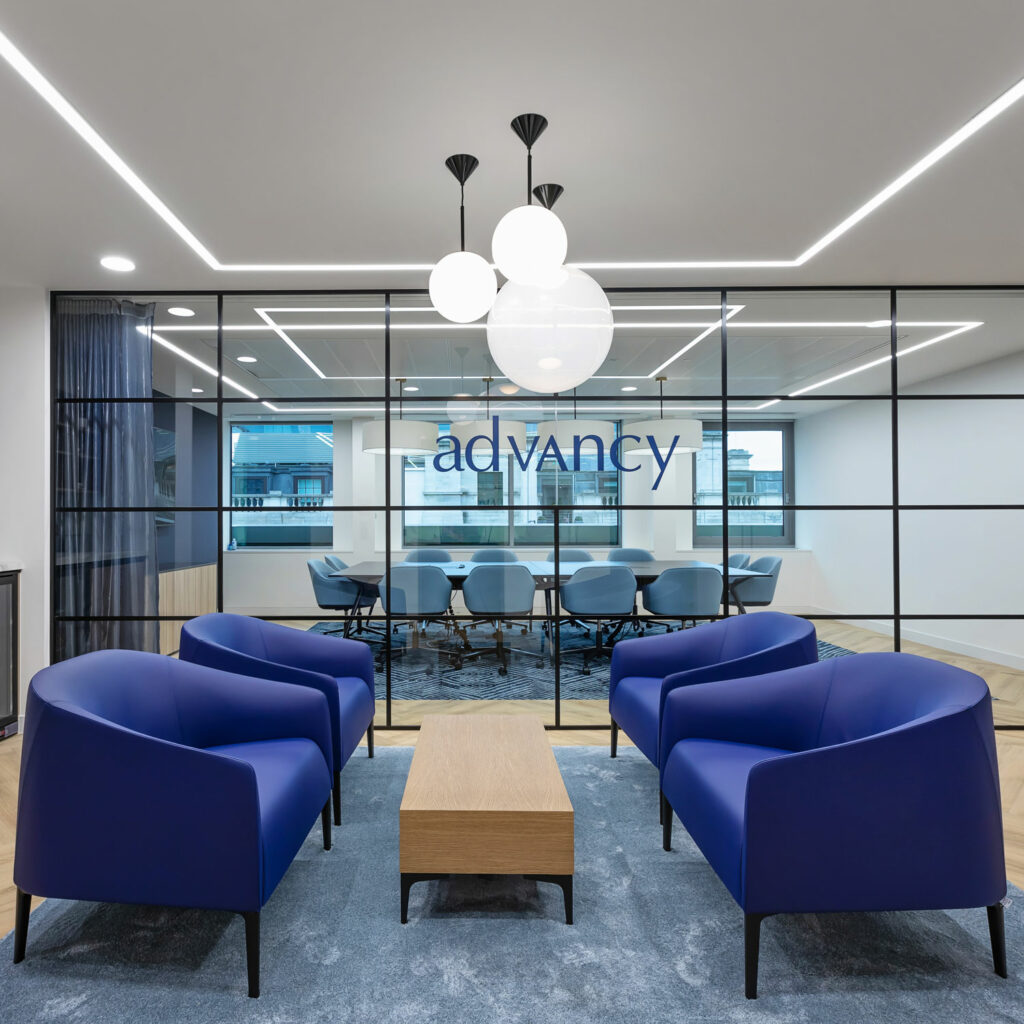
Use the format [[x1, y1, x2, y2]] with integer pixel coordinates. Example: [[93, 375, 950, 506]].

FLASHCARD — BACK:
[[55, 298, 159, 659]]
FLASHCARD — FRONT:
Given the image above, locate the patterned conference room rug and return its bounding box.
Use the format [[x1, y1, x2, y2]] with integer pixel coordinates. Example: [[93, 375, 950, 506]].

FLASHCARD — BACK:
[[1, 747, 1018, 1023], [308, 620, 854, 701]]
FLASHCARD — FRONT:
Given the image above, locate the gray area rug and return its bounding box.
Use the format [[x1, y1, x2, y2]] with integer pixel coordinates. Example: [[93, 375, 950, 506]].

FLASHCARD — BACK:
[[308, 620, 854, 701], [1, 746, 1018, 1022]]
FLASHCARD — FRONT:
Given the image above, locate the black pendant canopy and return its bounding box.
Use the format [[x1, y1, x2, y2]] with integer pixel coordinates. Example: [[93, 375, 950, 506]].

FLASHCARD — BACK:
[[532, 183, 564, 210], [444, 153, 479, 185]]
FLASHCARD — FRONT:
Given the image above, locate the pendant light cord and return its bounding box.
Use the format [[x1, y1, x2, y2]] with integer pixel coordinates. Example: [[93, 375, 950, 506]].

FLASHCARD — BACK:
[[460, 182, 466, 251]]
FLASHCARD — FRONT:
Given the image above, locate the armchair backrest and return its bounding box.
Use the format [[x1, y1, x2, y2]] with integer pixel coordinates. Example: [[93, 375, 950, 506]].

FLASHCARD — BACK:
[[463, 563, 536, 616], [561, 565, 637, 617], [471, 548, 518, 562], [307, 558, 363, 609], [727, 553, 751, 569], [378, 564, 452, 616], [404, 549, 452, 563], [733, 556, 782, 605], [643, 566, 722, 618], [324, 554, 347, 572], [609, 548, 655, 562], [717, 610, 816, 663], [180, 611, 272, 666]]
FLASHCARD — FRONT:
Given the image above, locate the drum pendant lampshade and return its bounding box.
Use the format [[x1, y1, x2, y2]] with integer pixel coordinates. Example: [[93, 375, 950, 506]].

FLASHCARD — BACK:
[[362, 419, 438, 456], [620, 419, 703, 455]]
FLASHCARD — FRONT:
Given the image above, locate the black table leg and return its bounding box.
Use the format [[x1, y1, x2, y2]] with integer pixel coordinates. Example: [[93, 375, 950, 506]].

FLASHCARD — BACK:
[[525, 874, 574, 924]]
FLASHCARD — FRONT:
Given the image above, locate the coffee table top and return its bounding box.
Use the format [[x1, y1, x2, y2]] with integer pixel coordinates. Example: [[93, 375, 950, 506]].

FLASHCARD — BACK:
[[400, 714, 573, 816]]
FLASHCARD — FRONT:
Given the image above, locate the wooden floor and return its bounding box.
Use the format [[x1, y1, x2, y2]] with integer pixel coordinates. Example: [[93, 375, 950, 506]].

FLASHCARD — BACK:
[[3, 619, 1023, 938]]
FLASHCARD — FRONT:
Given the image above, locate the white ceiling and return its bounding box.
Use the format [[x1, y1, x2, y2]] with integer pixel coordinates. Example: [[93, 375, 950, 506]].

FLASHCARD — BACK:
[[4, 1, 1024, 291]]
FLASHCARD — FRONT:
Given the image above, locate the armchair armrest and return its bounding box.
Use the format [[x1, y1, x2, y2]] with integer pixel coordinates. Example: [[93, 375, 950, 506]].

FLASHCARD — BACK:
[[742, 704, 1006, 914], [169, 662, 333, 770], [659, 661, 834, 780], [610, 628, 722, 700], [15, 697, 268, 912], [263, 624, 375, 696]]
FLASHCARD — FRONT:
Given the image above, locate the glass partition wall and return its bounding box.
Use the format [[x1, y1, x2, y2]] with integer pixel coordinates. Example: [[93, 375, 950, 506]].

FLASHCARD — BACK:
[[52, 288, 1024, 731]]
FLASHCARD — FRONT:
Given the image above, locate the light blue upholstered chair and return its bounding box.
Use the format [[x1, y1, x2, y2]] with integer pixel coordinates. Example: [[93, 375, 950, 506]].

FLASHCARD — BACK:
[[307, 558, 378, 638], [378, 564, 461, 671], [14, 650, 336, 997], [727, 553, 751, 569], [404, 549, 452, 563], [659, 652, 1007, 998], [641, 565, 722, 632], [609, 548, 655, 562], [730, 555, 782, 610], [546, 548, 593, 563], [471, 548, 518, 562], [180, 613, 375, 828], [559, 565, 637, 674], [461, 563, 542, 674]]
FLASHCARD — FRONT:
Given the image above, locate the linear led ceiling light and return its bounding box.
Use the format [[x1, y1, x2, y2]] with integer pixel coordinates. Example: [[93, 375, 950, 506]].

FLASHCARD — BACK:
[[3, 23, 1021, 273]]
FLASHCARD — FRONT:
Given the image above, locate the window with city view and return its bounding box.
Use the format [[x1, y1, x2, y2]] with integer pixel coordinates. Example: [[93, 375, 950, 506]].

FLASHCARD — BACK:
[[403, 423, 620, 547], [230, 423, 334, 547], [694, 423, 793, 546]]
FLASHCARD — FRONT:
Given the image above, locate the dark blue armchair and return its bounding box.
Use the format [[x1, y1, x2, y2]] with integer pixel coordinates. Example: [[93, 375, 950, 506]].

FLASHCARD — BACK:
[[659, 652, 1008, 997], [609, 611, 817, 767], [13, 650, 334, 997], [179, 613, 375, 827]]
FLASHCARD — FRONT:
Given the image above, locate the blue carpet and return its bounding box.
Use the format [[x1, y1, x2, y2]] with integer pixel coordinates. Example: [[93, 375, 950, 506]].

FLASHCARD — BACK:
[[0, 746, 1019, 1022], [308, 620, 854, 701]]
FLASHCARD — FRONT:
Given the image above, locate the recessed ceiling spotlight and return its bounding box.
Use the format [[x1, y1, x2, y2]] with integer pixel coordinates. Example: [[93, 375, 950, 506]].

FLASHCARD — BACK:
[[498, 384, 520, 395], [621, 385, 638, 392], [191, 387, 204, 393], [237, 356, 257, 363], [168, 306, 195, 317], [99, 254, 135, 272], [403, 385, 419, 392]]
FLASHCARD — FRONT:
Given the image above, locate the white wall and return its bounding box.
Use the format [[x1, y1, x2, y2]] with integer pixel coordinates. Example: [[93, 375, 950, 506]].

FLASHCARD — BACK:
[[796, 348, 1024, 667], [0, 287, 50, 714]]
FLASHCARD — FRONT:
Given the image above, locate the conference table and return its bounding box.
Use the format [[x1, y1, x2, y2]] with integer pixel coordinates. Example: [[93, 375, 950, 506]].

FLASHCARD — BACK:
[[332, 558, 772, 619]]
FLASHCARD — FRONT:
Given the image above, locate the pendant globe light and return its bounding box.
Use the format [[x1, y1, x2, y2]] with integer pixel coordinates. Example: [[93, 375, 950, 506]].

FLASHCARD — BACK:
[[447, 377, 528, 455], [491, 115, 567, 287], [622, 376, 703, 455], [429, 154, 498, 323], [362, 378, 438, 456]]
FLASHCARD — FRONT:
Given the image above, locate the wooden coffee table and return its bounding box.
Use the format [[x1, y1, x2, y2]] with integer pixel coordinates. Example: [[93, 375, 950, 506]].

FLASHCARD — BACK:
[[399, 714, 575, 923]]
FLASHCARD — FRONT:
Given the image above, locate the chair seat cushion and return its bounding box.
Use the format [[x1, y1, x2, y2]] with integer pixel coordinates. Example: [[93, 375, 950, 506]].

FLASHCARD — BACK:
[[610, 676, 661, 765], [662, 738, 789, 904], [206, 737, 330, 902], [335, 676, 376, 768]]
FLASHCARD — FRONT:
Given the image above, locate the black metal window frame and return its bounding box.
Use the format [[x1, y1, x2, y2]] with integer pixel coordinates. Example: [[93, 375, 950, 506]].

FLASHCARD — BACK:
[[49, 285, 1024, 733]]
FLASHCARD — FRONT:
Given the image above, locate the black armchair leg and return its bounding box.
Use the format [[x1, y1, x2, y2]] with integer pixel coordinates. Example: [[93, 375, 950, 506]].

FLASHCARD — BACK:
[[321, 800, 332, 851], [661, 792, 672, 850], [988, 903, 1008, 978], [242, 911, 260, 998], [367, 722, 375, 758], [13, 887, 30, 964], [610, 718, 618, 758], [333, 770, 341, 826], [745, 913, 766, 999]]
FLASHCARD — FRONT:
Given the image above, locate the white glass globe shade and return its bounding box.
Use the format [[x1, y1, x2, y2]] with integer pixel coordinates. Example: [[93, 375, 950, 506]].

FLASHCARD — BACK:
[[491, 205, 568, 286], [486, 267, 613, 393], [428, 251, 498, 323]]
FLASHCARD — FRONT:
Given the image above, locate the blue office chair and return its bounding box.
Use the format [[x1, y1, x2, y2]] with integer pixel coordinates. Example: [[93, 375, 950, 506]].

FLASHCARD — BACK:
[[307, 559, 379, 639], [659, 653, 1006, 998], [609, 548, 655, 562], [13, 650, 334, 998], [546, 548, 593, 563], [471, 548, 518, 562], [461, 564, 543, 674], [378, 564, 462, 671], [730, 555, 782, 610], [404, 549, 452, 563], [559, 565, 637, 674], [180, 613, 375, 828], [727, 553, 751, 569], [641, 566, 722, 632]]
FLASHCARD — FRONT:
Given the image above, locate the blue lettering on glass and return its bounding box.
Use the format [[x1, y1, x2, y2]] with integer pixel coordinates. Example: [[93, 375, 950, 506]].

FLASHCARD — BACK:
[[431, 417, 683, 490]]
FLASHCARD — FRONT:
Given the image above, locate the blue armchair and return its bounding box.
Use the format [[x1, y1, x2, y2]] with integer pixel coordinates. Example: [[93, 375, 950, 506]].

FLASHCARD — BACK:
[[13, 650, 333, 997], [179, 613, 375, 827], [609, 611, 817, 768], [659, 652, 1008, 997]]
